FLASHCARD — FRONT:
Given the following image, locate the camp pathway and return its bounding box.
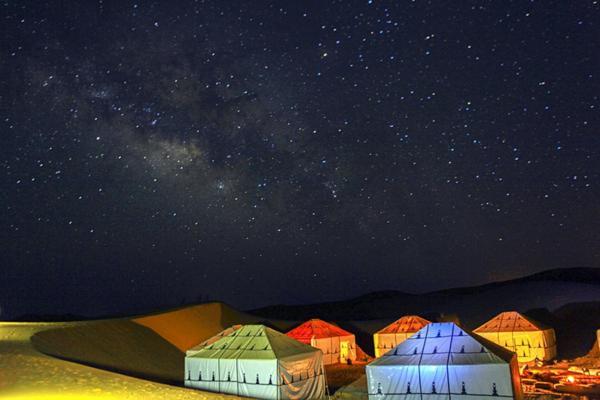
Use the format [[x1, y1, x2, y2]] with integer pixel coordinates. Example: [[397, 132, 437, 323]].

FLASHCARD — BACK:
[[0, 322, 239, 400]]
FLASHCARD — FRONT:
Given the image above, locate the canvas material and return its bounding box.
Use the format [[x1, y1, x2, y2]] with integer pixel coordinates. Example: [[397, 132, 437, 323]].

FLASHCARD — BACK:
[[286, 319, 353, 343], [186, 325, 242, 357], [474, 312, 557, 362], [366, 322, 521, 400], [374, 316, 431, 358], [311, 335, 356, 364]]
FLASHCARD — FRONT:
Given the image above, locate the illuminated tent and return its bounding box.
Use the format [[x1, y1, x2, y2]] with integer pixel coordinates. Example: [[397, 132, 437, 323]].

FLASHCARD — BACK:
[[286, 319, 356, 365], [185, 325, 326, 400], [373, 315, 431, 357], [474, 311, 557, 363], [366, 322, 523, 400]]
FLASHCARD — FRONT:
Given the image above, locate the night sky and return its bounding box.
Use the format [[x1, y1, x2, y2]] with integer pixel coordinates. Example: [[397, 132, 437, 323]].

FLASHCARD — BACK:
[[1, 1, 599, 318]]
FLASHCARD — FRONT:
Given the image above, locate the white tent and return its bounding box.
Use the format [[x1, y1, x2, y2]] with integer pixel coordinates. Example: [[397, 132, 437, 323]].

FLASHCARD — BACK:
[[286, 319, 356, 365], [185, 324, 326, 400], [373, 315, 430, 358], [474, 311, 557, 363], [366, 322, 523, 400]]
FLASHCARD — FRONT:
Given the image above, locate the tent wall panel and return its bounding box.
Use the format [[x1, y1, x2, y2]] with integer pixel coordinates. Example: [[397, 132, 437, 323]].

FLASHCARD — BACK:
[[279, 351, 326, 400]]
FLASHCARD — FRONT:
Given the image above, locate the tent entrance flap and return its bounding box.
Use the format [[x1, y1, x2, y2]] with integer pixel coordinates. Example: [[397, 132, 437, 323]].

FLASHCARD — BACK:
[[340, 341, 349, 363]]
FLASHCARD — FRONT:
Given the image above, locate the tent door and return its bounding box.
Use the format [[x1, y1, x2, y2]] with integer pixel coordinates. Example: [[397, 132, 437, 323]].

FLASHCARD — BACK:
[[340, 341, 350, 363]]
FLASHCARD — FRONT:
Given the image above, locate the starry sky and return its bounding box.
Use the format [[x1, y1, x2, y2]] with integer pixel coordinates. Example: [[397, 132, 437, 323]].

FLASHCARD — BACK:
[[1, 1, 599, 318]]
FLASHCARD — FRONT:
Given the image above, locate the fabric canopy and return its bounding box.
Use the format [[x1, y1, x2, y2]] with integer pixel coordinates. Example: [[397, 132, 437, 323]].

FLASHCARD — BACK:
[[366, 322, 523, 400], [186, 325, 242, 357], [286, 319, 356, 365], [373, 315, 430, 357], [474, 311, 557, 363], [185, 325, 326, 399]]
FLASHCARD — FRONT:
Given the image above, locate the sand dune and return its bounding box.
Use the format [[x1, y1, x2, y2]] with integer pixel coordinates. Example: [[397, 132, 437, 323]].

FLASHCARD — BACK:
[[31, 319, 184, 384], [0, 302, 301, 399], [134, 302, 294, 352]]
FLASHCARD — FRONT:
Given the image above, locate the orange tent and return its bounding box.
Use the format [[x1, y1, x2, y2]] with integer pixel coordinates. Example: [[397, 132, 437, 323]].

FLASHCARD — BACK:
[[286, 319, 356, 365], [373, 315, 430, 357]]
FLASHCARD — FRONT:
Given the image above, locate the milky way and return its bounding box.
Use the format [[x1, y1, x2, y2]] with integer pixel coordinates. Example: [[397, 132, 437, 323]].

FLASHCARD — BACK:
[[1, 1, 598, 318]]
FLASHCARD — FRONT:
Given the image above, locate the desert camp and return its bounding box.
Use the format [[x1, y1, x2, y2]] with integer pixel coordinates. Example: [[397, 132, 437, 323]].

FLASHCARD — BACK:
[[474, 311, 557, 364], [372, 315, 430, 358], [286, 319, 357, 365]]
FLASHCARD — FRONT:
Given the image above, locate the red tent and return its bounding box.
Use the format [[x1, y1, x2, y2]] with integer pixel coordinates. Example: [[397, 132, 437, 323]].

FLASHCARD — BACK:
[[287, 319, 356, 365]]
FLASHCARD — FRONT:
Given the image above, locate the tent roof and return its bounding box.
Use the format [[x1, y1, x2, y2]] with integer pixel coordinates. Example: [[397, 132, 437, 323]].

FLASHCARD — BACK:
[[187, 325, 320, 360], [376, 315, 430, 335], [369, 322, 516, 367], [186, 325, 242, 355], [286, 319, 353, 343], [474, 311, 549, 333]]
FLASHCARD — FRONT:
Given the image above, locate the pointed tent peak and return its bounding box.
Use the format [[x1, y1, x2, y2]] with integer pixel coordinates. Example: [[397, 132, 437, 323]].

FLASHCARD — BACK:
[[376, 315, 431, 334], [370, 322, 515, 366], [474, 311, 548, 332], [286, 319, 354, 343]]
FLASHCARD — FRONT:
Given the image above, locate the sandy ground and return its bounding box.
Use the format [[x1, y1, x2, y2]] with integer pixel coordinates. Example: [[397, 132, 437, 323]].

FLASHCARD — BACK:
[[0, 322, 237, 400]]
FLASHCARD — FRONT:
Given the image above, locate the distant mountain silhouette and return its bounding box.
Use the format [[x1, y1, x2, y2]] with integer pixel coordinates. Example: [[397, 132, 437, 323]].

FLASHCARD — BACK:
[[253, 267, 600, 320], [251, 267, 600, 358]]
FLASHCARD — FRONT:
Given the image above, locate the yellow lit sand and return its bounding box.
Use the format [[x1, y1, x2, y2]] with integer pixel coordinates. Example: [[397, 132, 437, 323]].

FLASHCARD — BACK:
[[0, 321, 234, 399]]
